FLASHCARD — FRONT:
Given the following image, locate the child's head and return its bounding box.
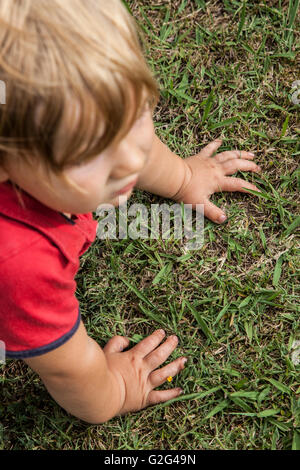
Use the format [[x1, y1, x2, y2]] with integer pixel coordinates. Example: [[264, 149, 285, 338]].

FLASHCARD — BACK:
[[0, 0, 159, 213]]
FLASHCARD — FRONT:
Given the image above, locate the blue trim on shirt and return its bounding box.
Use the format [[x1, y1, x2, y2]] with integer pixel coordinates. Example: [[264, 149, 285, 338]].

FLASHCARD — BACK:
[[5, 307, 81, 359]]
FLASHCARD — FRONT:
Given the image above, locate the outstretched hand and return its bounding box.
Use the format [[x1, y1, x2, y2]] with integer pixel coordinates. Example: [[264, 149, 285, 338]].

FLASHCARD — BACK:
[[172, 139, 261, 224], [104, 329, 186, 416]]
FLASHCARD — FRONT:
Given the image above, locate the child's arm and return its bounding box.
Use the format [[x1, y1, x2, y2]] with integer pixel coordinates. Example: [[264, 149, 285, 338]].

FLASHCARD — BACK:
[[136, 134, 261, 224], [23, 321, 185, 424]]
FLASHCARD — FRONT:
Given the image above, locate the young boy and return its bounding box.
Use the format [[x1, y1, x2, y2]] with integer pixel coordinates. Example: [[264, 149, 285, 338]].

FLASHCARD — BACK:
[[0, 0, 261, 424]]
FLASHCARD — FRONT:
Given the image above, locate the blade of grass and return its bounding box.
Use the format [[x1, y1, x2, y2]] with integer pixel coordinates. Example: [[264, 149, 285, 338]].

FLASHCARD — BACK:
[[159, 386, 222, 407], [204, 400, 229, 419], [272, 254, 284, 287], [267, 378, 291, 395], [230, 397, 254, 413], [257, 409, 281, 418], [138, 303, 167, 327], [282, 216, 300, 237], [237, 1, 246, 40], [168, 88, 199, 104], [285, 0, 300, 40], [292, 431, 300, 450], [185, 300, 216, 342], [152, 262, 172, 285], [201, 90, 215, 123], [213, 303, 231, 325], [209, 116, 239, 131], [280, 115, 290, 138], [230, 391, 258, 400], [121, 278, 156, 310]]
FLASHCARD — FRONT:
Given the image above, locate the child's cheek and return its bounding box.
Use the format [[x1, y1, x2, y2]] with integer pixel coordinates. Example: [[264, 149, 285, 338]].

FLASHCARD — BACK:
[[133, 113, 155, 155], [65, 156, 110, 187]]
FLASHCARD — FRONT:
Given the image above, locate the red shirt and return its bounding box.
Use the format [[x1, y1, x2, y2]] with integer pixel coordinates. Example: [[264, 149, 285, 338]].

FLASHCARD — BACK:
[[0, 181, 98, 359]]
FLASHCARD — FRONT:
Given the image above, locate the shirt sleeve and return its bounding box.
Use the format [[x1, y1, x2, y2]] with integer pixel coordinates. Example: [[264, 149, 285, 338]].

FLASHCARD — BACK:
[[0, 235, 81, 359]]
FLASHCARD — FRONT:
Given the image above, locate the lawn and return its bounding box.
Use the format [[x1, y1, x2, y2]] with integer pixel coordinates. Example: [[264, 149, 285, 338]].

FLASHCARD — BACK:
[[1, 0, 299, 450]]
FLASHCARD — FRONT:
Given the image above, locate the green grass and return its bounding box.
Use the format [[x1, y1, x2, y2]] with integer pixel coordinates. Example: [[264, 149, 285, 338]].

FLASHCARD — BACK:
[[1, 0, 299, 450]]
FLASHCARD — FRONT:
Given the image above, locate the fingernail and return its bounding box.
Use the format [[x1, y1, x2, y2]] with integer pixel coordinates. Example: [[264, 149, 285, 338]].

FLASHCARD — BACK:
[[219, 214, 227, 223], [183, 358, 188, 365], [178, 389, 184, 395], [158, 329, 165, 336], [249, 152, 255, 156]]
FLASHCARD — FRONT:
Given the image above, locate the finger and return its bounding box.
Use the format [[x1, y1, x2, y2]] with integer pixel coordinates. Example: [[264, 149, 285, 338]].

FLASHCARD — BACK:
[[150, 357, 187, 388], [197, 138, 223, 159], [147, 387, 183, 406], [103, 335, 130, 353], [132, 329, 166, 358], [145, 335, 179, 370], [220, 177, 261, 194], [221, 159, 261, 176], [203, 198, 227, 224], [214, 150, 255, 163]]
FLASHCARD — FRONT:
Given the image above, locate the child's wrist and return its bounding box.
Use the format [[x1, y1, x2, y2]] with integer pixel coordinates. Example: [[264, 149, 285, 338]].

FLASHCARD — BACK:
[[106, 364, 127, 417], [171, 160, 192, 202]]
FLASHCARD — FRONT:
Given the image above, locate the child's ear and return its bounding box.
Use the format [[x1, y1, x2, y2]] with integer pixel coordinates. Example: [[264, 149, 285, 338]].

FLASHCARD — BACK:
[[0, 166, 9, 183]]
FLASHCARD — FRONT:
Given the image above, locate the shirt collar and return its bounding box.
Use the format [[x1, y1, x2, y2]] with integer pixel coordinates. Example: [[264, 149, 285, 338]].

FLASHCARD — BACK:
[[0, 181, 97, 264]]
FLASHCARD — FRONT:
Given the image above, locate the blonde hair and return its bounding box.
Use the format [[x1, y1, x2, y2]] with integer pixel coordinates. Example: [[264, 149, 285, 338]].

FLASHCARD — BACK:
[[0, 0, 159, 202]]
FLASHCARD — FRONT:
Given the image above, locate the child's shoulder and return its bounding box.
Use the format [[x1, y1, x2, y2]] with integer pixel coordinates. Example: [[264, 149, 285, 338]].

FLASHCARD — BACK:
[[0, 206, 78, 303], [0, 210, 43, 264], [0, 181, 56, 264]]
